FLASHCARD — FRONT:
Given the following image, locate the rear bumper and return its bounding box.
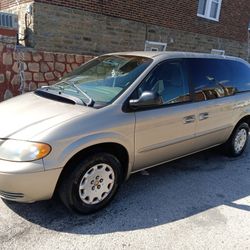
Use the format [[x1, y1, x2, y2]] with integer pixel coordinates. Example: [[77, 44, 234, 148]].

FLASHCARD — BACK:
[[0, 159, 62, 202]]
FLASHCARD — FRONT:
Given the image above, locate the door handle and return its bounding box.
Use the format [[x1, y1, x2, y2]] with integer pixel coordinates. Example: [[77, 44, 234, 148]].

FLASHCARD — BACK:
[[183, 115, 196, 124], [199, 112, 209, 120]]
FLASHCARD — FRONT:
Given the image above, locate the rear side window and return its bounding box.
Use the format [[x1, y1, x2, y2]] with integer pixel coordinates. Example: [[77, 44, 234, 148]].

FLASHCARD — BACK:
[[186, 58, 250, 101]]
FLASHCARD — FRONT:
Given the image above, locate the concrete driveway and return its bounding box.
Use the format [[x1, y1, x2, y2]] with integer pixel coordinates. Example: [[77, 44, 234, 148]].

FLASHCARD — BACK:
[[0, 146, 250, 250]]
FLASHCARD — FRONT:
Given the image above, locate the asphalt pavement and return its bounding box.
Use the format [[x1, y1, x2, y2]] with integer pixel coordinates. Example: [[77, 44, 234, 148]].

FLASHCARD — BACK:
[[0, 145, 250, 250]]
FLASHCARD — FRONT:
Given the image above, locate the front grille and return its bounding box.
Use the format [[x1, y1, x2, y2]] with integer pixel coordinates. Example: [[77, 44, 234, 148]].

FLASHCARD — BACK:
[[0, 190, 24, 200]]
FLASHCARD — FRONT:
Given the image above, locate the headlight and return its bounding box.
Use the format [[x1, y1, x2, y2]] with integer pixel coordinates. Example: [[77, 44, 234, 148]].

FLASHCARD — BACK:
[[0, 139, 51, 162]]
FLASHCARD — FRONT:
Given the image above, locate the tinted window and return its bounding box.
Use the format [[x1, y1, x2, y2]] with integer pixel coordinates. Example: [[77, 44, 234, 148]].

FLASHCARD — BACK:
[[225, 60, 250, 92], [186, 58, 250, 101], [138, 60, 190, 105]]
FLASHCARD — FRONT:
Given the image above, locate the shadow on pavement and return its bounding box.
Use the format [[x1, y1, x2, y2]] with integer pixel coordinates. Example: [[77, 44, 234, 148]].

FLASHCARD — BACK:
[[4, 147, 250, 235]]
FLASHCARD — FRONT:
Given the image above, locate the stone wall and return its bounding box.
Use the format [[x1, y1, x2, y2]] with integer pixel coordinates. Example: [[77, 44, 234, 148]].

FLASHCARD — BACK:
[[1, 2, 35, 48], [0, 42, 93, 101]]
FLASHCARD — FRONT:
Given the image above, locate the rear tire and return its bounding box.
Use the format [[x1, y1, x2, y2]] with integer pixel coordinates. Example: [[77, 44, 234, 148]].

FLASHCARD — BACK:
[[223, 122, 249, 157], [59, 152, 122, 214]]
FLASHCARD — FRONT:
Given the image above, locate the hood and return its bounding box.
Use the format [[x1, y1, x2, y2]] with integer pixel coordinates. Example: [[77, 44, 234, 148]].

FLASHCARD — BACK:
[[0, 92, 91, 140]]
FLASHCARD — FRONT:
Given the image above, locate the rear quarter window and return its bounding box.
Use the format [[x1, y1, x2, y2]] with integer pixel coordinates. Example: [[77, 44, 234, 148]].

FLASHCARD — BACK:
[[225, 60, 250, 92], [186, 58, 250, 101]]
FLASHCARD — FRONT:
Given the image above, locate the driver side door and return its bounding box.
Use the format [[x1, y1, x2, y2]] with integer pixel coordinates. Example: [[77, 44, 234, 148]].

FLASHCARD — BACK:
[[132, 59, 198, 172]]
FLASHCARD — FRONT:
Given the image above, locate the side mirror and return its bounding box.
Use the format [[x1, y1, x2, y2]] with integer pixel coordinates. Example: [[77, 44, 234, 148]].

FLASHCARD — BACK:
[[129, 91, 163, 108]]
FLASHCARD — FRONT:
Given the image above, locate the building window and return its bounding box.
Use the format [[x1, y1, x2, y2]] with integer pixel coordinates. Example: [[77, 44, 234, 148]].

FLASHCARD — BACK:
[[0, 12, 18, 29], [197, 0, 222, 22]]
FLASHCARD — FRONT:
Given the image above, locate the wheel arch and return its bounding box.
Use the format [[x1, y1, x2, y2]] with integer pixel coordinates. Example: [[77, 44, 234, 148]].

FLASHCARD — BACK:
[[235, 115, 250, 127], [54, 142, 130, 196], [234, 115, 250, 131], [225, 115, 250, 142]]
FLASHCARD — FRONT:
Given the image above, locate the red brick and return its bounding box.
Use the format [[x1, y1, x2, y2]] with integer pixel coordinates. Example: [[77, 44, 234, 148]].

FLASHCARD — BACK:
[[30, 0, 250, 42]]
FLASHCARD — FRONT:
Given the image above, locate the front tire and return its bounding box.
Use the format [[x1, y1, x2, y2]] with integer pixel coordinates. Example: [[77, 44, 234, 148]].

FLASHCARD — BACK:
[[59, 152, 122, 214], [223, 122, 249, 157]]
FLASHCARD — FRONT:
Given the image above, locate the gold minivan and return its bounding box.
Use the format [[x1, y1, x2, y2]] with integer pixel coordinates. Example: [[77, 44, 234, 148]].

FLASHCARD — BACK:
[[0, 51, 250, 214]]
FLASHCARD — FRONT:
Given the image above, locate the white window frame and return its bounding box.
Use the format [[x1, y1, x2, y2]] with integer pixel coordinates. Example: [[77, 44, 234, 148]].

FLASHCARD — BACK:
[[197, 0, 223, 22]]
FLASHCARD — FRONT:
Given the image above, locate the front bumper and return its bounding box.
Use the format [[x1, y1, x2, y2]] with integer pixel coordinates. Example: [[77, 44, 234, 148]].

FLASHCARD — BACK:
[[0, 159, 62, 202]]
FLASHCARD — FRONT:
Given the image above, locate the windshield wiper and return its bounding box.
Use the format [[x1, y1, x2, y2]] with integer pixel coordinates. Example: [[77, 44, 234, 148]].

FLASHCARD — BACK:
[[35, 87, 87, 106], [67, 81, 94, 106], [56, 80, 94, 107]]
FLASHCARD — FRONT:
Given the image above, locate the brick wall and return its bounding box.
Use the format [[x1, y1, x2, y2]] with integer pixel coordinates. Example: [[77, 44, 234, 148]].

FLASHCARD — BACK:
[[0, 42, 93, 101], [0, 27, 17, 44], [32, 2, 249, 59], [0, 0, 32, 10], [34, 0, 250, 42], [1, 1, 250, 59]]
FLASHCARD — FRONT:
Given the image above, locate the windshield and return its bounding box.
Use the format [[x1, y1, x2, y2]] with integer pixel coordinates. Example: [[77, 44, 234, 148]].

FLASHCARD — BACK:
[[50, 55, 152, 107]]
